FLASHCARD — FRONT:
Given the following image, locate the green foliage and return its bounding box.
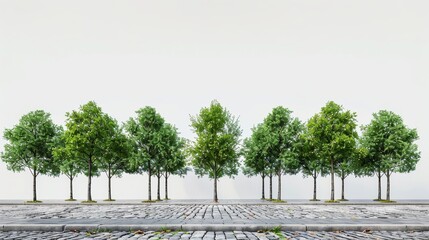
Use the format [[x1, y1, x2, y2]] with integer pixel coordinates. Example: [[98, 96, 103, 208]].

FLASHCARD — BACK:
[[125, 106, 165, 175], [307, 101, 358, 200], [189, 100, 242, 179], [53, 128, 84, 181], [263, 107, 303, 175], [298, 126, 329, 178], [100, 118, 132, 179], [159, 123, 188, 178], [242, 123, 270, 178], [2, 110, 61, 176], [1, 110, 61, 201], [63, 101, 113, 177], [62, 101, 114, 201], [360, 110, 420, 176]]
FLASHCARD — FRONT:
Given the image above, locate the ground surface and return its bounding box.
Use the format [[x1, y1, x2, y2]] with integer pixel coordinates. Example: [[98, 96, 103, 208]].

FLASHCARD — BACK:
[[1, 200, 429, 239], [2, 230, 429, 240], [1, 201, 429, 225]]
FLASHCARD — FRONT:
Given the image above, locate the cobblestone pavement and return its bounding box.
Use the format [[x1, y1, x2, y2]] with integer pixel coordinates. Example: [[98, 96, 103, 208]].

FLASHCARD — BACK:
[[1, 230, 429, 240], [1, 204, 429, 224]]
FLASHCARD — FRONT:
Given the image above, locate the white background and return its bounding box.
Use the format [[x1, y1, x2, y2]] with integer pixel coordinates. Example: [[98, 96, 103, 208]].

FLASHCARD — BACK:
[[0, 0, 428, 200]]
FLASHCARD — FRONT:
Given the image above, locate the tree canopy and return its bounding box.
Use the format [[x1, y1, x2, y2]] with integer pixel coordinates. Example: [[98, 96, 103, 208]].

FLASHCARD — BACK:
[[307, 101, 358, 201], [360, 110, 420, 201], [1, 110, 61, 202], [190, 100, 242, 202]]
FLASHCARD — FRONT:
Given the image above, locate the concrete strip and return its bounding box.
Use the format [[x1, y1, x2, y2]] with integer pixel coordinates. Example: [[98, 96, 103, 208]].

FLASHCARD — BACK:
[[100, 224, 182, 232], [406, 224, 429, 231], [2, 224, 65, 232], [64, 224, 99, 232], [1, 223, 429, 232]]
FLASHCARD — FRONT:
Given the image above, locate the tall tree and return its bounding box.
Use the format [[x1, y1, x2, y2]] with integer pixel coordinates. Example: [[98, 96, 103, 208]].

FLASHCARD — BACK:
[[1, 110, 61, 202], [307, 101, 358, 201], [63, 101, 113, 202], [159, 123, 188, 200], [361, 110, 420, 201], [298, 127, 329, 201], [100, 118, 131, 201], [53, 128, 84, 201], [264, 107, 303, 201], [125, 106, 165, 201], [189, 100, 242, 202], [242, 124, 270, 199]]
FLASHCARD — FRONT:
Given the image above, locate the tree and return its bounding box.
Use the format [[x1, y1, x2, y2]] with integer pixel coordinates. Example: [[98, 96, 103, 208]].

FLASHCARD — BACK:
[[100, 118, 132, 201], [189, 100, 242, 202], [63, 101, 113, 202], [159, 123, 188, 200], [53, 128, 84, 201], [125, 106, 165, 201], [1, 110, 61, 202], [307, 101, 358, 201], [298, 127, 329, 201], [263, 107, 303, 201], [242, 123, 270, 199], [360, 110, 420, 201]]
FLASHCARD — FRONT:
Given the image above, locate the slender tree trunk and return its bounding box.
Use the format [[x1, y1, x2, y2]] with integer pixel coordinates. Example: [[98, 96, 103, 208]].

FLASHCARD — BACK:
[[377, 169, 382, 201], [269, 174, 273, 200], [108, 177, 112, 201], [88, 157, 92, 201], [214, 176, 218, 203], [157, 174, 161, 201], [107, 167, 112, 201], [69, 177, 74, 200], [312, 171, 317, 201], [386, 172, 391, 201], [33, 172, 37, 202], [148, 169, 152, 201], [330, 158, 335, 201], [165, 173, 169, 200], [277, 172, 282, 201], [341, 177, 345, 200], [261, 174, 265, 199]]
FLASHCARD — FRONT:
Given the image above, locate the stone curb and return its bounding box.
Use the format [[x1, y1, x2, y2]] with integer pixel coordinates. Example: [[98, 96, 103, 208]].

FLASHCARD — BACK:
[[2, 224, 429, 232]]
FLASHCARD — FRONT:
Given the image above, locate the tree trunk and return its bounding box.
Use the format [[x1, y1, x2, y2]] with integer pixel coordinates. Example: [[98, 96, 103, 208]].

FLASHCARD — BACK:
[[69, 177, 74, 200], [386, 172, 391, 201], [261, 174, 265, 199], [165, 173, 169, 200], [341, 177, 345, 200], [157, 174, 161, 201], [269, 174, 273, 200], [377, 169, 382, 201], [148, 162, 152, 201], [108, 177, 112, 201], [32, 172, 37, 202], [312, 171, 317, 201], [330, 158, 335, 201], [277, 172, 282, 201], [87, 157, 92, 202], [214, 176, 218, 203], [107, 167, 112, 201]]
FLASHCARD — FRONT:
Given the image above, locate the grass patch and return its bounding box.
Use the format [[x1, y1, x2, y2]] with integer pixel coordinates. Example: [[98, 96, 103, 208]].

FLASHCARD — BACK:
[[337, 199, 349, 201], [324, 200, 340, 203], [142, 200, 158, 203], [266, 199, 286, 203], [103, 199, 116, 202], [26, 200, 42, 204], [379, 200, 397, 203], [65, 198, 77, 201], [81, 200, 97, 204], [309, 199, 320, 202], [270, 226, 286, 240], [373, 199, 384, 201]]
